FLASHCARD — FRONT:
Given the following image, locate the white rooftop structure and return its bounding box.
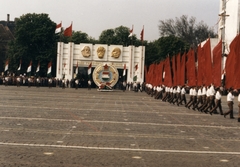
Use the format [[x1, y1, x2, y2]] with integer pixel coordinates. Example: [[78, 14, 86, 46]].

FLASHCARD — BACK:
[[218, 0, 240, 54]]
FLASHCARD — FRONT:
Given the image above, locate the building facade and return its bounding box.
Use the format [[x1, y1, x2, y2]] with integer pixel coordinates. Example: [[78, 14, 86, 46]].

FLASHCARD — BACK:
[[56, 42, 145, 87]]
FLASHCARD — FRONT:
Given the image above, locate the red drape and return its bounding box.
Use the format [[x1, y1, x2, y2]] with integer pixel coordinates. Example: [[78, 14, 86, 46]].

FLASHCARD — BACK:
[[180, 53, 186, 86], [186, 49, 196, 86], [212, 39, 222, 87], [225, 34, 240, 89], [172, 55, 177, 86], [156, 62, 163, 85], [163, 57, 173, 87], [202, 38, 213, 86], [176, 53, 181, 85], [233, 34, 240, 89], [197, 45, 204, 86]]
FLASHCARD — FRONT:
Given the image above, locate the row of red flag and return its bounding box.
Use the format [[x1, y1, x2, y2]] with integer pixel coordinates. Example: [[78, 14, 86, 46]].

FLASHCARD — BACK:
[[145, 34, 240, 89]]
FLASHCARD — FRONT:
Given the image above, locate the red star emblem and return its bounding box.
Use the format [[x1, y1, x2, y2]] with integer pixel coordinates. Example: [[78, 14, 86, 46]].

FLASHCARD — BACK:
[[103, 64, 108, 70]]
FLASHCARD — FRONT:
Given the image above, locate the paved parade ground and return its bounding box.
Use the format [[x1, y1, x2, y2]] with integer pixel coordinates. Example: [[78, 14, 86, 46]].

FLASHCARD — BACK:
[[0, 86, 240, 167]]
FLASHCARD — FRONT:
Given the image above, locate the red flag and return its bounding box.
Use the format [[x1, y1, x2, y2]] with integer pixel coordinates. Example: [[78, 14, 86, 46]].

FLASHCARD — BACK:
[[147, 64, 155, 84], [203, 38, 212, 86], [172, 55, 177, 86], [55, 22, 62, 33], [27, 60, 32, 73], [156, 61, 164, 85], [140, 27, 144, 41], [197, 44, 204, 86], [135, 64, 138, 71], [144, 65, 148, 82], [233, 35, 240, 89], [212, 39, 222, 87], [88, 62, 92, 75], [186, 49, 196, 86], [176, 53, 181, 85], [36, 61, 40, 73], [180, 53, 186, 86], [225, 35, 240, 88], [163, 57, 173, 87], [123, 64, 126, 76], [64, 23, 72, 37], [47, 61, 52, 74], [17, 59, 22, 71], [4, 59, 9, 72], [128, 25, 133, 37]]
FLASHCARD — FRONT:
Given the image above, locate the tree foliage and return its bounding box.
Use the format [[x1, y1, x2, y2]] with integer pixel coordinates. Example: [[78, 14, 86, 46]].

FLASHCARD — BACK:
[[145, 36, 189, 66], [7, 13, 57, 76], [158, 15, 217, 46], [98, 26, 142, 46]]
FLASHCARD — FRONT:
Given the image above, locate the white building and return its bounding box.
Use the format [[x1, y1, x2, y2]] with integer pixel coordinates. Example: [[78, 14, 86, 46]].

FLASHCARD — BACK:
[[218, 0, 240, 54], [56, 42, 145, 87]]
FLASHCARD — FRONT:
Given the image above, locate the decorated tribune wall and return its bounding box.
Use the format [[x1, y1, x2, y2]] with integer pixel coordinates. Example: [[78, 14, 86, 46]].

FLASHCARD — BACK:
[[56, 42, 145, 84]]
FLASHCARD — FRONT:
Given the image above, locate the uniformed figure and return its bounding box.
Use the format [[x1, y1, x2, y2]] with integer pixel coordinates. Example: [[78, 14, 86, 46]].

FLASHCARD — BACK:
[[75, 79, 79, 89], [122, 81, 126, 92], [28, 77, 32, 87], [4, 76, 8, 86], [36, 77, 41, 87], [193, 86, 203, 110], [223, 88, 235, 119], [88, 80, 91, 90], [185, 87, 193, 108], [48, 78, 52, 88], [203, 85, 216, 113], [62, 79, 65, 89], [177, 86, 187, 106], [186, 87, 197, 109], [198, 86, 211, 113], [16, 76, 21, 87], [209, 87, 223, 115]]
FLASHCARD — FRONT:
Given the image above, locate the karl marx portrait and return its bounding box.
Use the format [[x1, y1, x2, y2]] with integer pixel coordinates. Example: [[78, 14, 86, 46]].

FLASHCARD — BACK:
[[97, 46, 106, 59], [81, 46, 91, 57], [111, 47, 121, 58]]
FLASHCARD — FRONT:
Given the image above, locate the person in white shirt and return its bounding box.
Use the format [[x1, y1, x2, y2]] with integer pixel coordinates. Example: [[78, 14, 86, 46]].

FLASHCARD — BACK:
[[224, 88, 235, 119], [187, 87, 197, 109], [203, 85, 216, 113], [193, 86, 203, 110], [178, 85, 187, 105], [185, 87, 193, 108], [209, 87, 223, 115], [199, 85, 211, 113]]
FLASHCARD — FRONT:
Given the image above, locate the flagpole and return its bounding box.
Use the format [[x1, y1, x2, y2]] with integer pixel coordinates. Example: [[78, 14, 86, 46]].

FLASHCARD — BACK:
[[141, 25, 144, 79], [58, 21, 62, 75], [69, 21, 73, 75]]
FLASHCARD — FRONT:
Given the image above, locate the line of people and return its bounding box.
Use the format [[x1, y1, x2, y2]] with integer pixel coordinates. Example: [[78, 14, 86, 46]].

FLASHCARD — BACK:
[[144, 83, 240, 122], [0, 75, 92, 89]]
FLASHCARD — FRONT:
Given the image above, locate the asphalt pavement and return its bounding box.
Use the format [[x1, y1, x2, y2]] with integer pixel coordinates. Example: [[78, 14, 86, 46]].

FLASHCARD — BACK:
[[0, 85, 240, 167]]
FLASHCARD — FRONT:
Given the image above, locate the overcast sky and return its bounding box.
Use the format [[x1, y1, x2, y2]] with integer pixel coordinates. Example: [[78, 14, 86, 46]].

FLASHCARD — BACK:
[[0, 0, 220, 41]]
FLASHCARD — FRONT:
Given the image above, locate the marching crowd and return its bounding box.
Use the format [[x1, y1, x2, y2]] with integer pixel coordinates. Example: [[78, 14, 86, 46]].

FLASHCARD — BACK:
[[144, 83, 240, 122]]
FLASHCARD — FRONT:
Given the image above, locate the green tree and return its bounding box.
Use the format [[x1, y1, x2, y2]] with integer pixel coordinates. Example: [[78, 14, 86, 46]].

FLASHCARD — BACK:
[[99, 26, 139, 46], [7, 13, 57, 77], [158, 15, 217, 47], [145, 36, 189, 66], [72, 31, 90, 44]]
